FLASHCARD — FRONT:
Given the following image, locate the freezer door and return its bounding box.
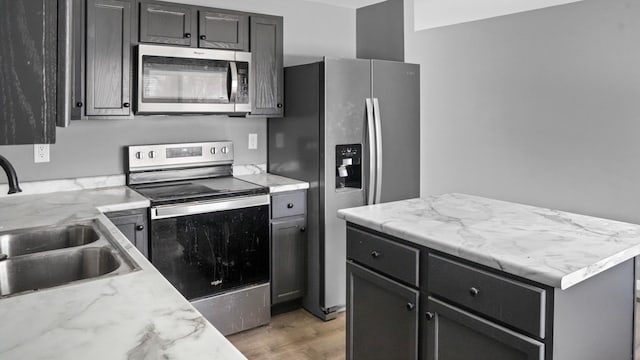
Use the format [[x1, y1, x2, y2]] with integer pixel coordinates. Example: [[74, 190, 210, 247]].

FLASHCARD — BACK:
[[321, 58, 371, 312], [372, 60, 421, 203]]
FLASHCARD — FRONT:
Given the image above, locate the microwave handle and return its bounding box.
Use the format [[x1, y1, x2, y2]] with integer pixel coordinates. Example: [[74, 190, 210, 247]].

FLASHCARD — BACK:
[[229, 61, 239, 102]]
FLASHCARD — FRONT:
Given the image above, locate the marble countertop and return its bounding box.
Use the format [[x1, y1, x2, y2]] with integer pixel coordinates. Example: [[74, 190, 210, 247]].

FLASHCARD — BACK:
[[337, 193, 640, 290], [236, 173, 309, 193], [0, 187, 246, 360]]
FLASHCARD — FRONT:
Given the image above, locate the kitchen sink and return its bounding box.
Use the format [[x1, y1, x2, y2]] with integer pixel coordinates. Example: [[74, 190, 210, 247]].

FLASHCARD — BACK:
[[0, 224, 99, 257], [0, 247, 120, 297], [0, 220, 139, 298]]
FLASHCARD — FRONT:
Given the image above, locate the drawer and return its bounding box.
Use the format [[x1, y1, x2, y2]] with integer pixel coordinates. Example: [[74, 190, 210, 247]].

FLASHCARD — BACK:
[[428, 254, 546, 339], [271, 191, 306, 219], [347, 227, 419, 287]]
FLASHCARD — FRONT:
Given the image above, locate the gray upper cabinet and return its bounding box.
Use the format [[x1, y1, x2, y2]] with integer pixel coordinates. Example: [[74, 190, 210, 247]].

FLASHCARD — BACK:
[[424, 297, 544, 360], [250, 16, 284, 117], [198, 11, 248, 51], [86, 0, 132, 116], [0, 0, 57, 144], [139, 1, 193, 46], [347, 261, 419, 360]]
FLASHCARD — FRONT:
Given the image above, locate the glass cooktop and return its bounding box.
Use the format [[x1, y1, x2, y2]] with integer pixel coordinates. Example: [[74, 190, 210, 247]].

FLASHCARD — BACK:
[[132, 177, 268, 204]]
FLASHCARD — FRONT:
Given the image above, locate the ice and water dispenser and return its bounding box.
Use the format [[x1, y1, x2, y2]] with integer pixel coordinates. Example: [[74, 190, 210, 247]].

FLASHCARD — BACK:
[[335, 144, 362, 189]]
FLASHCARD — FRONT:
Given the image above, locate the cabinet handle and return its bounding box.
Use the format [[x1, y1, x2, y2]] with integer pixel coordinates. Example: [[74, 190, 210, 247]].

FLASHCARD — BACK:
[[123, 102, 130, 108], [370, 250, 381, 258], [406, 302, 415, 311], [300, 227, 306, 233], [185, 33, 191, 38], [76, 101, 83, 108], [136, 225, 144, 231], [469, 287, 480, 298], [200, 35, 207, 40], [287, 203, 294, 209], [277, 103, 283, 109], [425, 312, 434, 321]]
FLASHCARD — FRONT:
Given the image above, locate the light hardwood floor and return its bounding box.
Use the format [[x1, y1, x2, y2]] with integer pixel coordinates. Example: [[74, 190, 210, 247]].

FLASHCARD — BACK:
[[228, 309, 346, 360]]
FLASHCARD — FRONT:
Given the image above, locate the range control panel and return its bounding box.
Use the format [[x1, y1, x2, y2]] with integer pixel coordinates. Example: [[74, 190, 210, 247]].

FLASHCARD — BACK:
[[128, 141, 234, 171]]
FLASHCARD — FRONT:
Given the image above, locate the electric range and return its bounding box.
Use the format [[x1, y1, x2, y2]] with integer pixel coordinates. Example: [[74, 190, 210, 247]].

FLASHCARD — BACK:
[[127, 141, 270, 335]]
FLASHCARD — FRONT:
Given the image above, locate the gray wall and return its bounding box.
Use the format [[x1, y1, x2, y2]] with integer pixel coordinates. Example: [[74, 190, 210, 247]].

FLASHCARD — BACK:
[[0, 0, 355, 183], [357, 0, 404, 61], [404, 0, 640, 223]]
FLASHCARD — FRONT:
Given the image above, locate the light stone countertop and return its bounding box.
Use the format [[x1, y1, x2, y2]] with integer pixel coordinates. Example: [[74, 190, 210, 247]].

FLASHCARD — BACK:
[[0, 187, 246, 360], [236, 173, 310, 193], [337, 193, 640, 290]]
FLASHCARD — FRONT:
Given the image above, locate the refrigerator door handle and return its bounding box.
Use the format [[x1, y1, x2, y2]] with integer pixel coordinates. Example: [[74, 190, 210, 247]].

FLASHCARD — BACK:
[[365, 98, 376, 205], [373, 98, 383, 204]]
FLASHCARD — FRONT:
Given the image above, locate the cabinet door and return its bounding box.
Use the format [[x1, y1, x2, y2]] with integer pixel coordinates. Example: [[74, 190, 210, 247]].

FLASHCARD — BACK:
[[271, 216, 306, 304], [423, 297, 544, 360], [139, 1, 193, 46], [250, 16, 284, 117], [198, 11, 248, 50], [347, 262, 419, 360], [106, 211, 148, 258], [86, 0, 131, 116], [0, 0, 57, 144]]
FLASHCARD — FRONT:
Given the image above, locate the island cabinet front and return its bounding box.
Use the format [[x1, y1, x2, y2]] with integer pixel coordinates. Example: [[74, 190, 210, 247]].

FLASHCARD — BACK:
[[345, 223, 635, 360]]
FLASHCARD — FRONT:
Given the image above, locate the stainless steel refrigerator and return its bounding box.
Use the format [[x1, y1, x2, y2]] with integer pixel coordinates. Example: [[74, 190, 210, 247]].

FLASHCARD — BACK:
[[268, 57, 420, 320]]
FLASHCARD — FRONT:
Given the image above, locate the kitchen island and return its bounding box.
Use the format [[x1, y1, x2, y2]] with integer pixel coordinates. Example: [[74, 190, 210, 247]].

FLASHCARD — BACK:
[[0, 187, 246, 360], [338, 193, 640, 360]]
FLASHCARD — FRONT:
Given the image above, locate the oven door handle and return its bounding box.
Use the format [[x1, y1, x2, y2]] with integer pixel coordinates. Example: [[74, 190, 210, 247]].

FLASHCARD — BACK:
[[151, 195, 269, 220]]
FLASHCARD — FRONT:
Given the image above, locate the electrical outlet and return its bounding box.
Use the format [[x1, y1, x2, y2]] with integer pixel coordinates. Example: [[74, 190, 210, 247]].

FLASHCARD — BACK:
[[248, 133, 258, 150], [34, 144, 50, 163]]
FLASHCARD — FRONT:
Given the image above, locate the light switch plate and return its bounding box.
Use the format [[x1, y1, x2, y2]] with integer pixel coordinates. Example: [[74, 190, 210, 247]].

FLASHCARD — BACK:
[[248, 133, 258, 150], [34, 144, 50, 163]]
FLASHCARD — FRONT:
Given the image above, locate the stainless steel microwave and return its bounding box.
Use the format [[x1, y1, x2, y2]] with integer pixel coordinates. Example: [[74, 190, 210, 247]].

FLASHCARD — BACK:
[[136, 44, 251, 114]]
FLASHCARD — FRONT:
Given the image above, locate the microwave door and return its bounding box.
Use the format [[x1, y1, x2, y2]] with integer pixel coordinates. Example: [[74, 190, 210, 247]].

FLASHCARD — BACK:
[[137, 45, 237, 114]]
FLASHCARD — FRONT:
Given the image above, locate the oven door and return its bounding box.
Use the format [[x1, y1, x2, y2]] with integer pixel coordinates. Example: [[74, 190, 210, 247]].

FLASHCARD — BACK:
[[137, 44, 251, 114], [149, 195, 269, 301]]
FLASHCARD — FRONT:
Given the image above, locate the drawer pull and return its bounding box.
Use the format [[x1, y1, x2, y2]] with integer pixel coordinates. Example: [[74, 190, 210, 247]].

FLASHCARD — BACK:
[[287, 203, 294, 209], [136, 225, 145, 231], [469, 287, 480, 298], [425, 312, 434, 321], [370, 250, 381, 258], [406, 302, 415, 311], [300, 227, 306, 233]]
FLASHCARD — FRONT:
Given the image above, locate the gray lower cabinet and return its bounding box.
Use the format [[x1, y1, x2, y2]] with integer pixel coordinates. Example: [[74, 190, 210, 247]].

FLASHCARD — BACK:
[[424, 297, 544, 360], [347, 224, 636, 360], [0, 0, 57, 144], [347, 261, 419, 360], [250, 16, 284, 117], [105, 208, 148, 258], [139, 1, 193, 46], [271, 216, 306, 304], [85, 0, 132, 116], [198, 10, 248, 51]]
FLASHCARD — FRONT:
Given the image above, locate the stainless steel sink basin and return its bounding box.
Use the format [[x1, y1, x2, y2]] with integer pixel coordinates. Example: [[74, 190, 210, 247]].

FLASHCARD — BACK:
[[0, 224, 99, 257], [0, 247, 120, 297], [0, 220, 139, 298]]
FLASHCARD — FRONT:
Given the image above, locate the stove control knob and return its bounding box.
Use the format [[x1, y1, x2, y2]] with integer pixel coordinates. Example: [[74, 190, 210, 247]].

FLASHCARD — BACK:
[[135, 151, 144, 160], [221, 146, 228, 154], [210, 147, 217, 155], [148, 151, 156, 159]]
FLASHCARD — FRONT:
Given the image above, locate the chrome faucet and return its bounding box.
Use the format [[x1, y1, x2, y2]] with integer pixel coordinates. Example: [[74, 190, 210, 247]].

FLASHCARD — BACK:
[[0, 155, 22, 194]]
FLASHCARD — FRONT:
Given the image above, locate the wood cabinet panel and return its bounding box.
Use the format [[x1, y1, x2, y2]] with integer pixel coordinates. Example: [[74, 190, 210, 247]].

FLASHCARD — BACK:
[[271, 216, 306, 305], [0, 0, 57, 144], [106, 209, 149, 258], [86, 0, 131, 116], [347, 261, 419, 360], [198, 11, 248, 51], [424, 297, 544, 360], [250, 16, 283, 117], [140, 1, 193, 46]]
